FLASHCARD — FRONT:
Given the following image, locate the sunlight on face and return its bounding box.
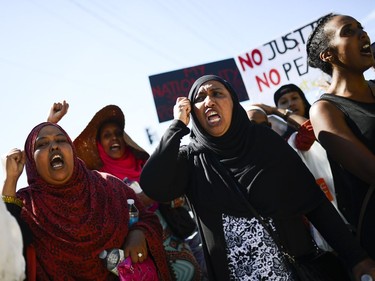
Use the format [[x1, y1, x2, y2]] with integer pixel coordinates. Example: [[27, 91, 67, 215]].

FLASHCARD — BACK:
[[325, 15, 374, 72], [34, 125, 74, 185], [193, 80, 233, 137]]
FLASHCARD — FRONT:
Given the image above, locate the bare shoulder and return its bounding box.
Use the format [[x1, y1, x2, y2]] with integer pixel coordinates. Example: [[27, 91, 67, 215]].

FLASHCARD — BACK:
[[310, 99, 346, 135], [310, 99, 344, 121]]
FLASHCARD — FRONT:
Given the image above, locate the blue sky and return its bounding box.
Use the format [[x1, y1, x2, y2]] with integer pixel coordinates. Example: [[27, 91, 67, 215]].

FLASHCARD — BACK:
[[1, 0, 375, 187]]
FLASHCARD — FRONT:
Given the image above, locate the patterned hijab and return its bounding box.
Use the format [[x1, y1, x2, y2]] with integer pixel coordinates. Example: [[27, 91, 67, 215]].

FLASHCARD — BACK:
[[17, 122, 132, 280]]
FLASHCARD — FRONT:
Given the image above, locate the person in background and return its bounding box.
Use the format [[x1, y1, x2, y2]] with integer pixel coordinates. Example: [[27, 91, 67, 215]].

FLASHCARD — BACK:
[[307, 13, 375, 259], [245, 105, 271, 127], [2, 122, 171, 280], [246, 100, 346, 252], [140, 74, 375, 281], [255, 83, 314, 146], [254, 83, 345, 236], [48, 103, 204, 281]]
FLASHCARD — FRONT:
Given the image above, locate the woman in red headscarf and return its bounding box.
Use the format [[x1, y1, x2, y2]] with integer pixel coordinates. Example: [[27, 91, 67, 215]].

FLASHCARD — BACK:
[[47, 102, 204, 281], [2, 122, 171, 280]]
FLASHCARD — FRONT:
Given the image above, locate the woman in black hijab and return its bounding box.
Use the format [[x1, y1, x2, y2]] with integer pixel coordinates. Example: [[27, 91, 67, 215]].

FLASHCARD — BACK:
[[140, 75, 375, 280]]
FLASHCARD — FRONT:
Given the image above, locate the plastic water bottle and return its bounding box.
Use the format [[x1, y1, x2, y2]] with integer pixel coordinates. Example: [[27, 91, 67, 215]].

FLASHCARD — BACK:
[[127, 199, 139, 227], [361, 274, 374, 281], [99, 248, 125, 276]]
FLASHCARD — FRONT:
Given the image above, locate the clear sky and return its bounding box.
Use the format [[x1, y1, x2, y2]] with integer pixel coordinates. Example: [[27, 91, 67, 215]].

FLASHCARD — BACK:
[[1, 0, 375, 187]]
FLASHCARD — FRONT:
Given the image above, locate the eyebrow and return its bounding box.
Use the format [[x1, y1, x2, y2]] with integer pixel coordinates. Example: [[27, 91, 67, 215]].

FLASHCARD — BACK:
[[341, 20, 362, 31], [341, 23, 353, 29], [197, 86, 222, 94], [36, 133, 65, 141]]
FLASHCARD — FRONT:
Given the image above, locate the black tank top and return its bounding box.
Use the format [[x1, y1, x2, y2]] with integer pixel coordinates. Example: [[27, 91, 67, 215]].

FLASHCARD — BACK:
[[318, 84, 375, 258], [319, 91, 375, 154]]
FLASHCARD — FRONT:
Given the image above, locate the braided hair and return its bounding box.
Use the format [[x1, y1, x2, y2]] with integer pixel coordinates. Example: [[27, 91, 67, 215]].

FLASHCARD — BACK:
[[306, 13, 338, 76]]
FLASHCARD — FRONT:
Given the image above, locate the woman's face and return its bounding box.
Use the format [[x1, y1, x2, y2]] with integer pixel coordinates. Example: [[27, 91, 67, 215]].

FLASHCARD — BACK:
[[192, 80, 233, 137], [277, 91, 306, 117], [324, 15, 374, 72], [99, 122, 126, 159], [34, 125, 74, 185]]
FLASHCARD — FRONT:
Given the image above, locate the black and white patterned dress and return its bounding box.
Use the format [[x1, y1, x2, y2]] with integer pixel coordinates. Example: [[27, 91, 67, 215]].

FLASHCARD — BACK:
[[223, 214, 294, 281]]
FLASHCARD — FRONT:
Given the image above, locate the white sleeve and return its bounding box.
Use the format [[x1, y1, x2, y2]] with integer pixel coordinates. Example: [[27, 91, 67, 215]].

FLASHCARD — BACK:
[[0, 200, 26, 281]]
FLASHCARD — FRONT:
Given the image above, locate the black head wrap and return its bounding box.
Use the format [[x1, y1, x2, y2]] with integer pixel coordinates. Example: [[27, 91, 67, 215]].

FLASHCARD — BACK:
[[181, 75, 324, 280], [185, 75, 322, 217], [187, 75, 253, 159]]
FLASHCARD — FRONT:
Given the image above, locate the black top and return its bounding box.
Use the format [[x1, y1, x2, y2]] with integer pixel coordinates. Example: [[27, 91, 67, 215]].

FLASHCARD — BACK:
[[141, 75, 367, 280], [319, 92, 375, 259]]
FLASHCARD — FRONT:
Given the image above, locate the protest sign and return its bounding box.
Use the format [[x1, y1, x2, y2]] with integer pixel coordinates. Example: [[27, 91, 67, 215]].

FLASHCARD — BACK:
[[236, 14, 331, 107], [149, 58, 248, 122], [149, 14, 331, 123]]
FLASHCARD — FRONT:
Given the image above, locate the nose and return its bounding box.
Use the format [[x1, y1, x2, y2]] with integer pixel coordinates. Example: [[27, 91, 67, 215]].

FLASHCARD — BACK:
[[359, 28, 368, 39], [284, 100, 291, 109], [50, 141, 59, 151], [111, 133, 119, 140], [204, 95, 215, 107]]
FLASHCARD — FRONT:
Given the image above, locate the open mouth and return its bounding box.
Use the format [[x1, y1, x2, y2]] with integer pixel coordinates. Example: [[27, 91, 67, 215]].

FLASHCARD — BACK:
[[360, 43, 372, 55], [50, 154, 64, 169], [206, 110, 221, 124], [110, 143, 121, 151]]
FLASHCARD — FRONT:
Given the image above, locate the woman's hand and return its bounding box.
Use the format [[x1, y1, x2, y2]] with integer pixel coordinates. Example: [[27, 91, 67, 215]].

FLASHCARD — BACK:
[[136, 192, 155, 208], [47, 100, 69, 123], [173, 97, 191, 126], [5, 149, 25, 181], [2, 149, 25, 196], [352, 258, 375, 281], [123, 229, 148, 263]]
